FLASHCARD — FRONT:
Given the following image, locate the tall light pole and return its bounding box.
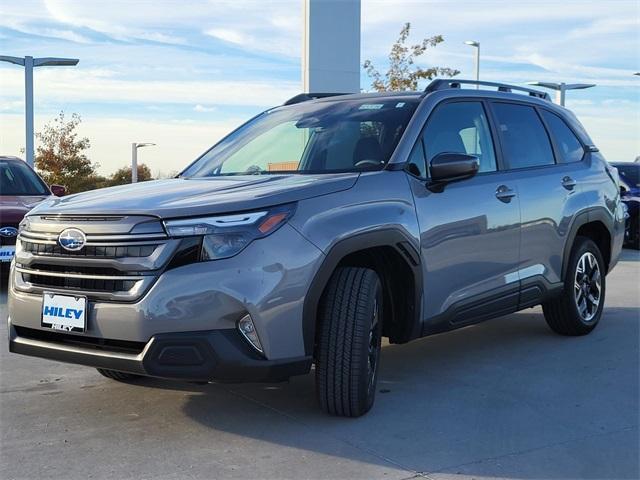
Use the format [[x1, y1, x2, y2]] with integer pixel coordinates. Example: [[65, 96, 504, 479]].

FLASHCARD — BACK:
[[527, 81, 595, 106], [464, 40, 480, 87], [131, 143, 155, 183], [0, 55, 79, 167]]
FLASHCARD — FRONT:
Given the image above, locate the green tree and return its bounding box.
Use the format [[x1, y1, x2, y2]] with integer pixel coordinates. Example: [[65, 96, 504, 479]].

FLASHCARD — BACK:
[[363, 23, 459, 92], [34, 112, 104, 193], [103, 164, 154, 187]]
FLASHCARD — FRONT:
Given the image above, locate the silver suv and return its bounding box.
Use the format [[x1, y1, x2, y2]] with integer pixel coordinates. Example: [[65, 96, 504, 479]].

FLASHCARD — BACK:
[[7, 80, 625, 417]]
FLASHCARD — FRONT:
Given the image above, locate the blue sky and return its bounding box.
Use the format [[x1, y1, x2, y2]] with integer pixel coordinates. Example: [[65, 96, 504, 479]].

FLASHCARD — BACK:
[[1, 0, 638, 176]]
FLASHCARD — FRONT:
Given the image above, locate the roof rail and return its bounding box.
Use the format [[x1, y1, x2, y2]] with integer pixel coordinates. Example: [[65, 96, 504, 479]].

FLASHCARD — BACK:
[[424, 79, 551, 101], [283, 92, 349, 106]]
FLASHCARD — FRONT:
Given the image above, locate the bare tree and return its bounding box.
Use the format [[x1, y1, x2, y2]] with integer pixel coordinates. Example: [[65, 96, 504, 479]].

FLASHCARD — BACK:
[[363, 23, 459, 92]]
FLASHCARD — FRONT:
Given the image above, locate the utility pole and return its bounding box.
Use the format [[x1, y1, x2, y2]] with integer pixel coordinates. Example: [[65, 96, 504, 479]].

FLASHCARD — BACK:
[[131, 143, 155, 183], [464, 41, 480, 87]]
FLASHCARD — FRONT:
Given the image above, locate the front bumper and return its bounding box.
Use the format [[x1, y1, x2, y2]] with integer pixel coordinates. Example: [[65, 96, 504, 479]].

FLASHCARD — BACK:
[[8, 318, 311, 382], [8, 224, 324, 361]]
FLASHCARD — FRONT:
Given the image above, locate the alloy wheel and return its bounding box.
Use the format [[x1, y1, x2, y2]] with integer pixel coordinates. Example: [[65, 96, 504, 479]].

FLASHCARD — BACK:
[[574, 251, 601, 322]]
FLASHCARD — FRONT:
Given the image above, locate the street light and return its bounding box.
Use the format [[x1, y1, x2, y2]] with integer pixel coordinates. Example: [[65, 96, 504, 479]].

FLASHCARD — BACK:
[[464, 40, 480, 87], [131, 143, 155, 183], [0, 55, 79, 167], [527, 81, 595, 106]]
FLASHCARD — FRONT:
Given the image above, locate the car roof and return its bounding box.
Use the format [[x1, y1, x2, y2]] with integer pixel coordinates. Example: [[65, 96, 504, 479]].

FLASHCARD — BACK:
[[610, 162, 639, 167], [0, 156, 25, 162]]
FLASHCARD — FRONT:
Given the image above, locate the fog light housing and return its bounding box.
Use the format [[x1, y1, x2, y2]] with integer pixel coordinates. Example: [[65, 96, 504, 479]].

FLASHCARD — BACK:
[[237, 314, 263, 354]]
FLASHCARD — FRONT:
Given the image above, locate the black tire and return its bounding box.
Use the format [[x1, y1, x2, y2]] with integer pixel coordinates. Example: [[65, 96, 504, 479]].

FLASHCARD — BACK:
[[96, 368, 142, 382], [628, 216, 640, 250], [542, 236, 606, 336], [315, 267, 383, 417]]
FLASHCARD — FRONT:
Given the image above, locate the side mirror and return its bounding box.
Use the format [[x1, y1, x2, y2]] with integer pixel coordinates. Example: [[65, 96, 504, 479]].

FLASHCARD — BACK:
[[50, 184, 66, 197], [428, 152, 479, 191]]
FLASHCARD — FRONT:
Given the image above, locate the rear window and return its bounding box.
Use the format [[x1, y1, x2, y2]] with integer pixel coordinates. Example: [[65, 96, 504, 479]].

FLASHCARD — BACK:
[[492, 103, 555, 169], [0, 160, 49, 196]]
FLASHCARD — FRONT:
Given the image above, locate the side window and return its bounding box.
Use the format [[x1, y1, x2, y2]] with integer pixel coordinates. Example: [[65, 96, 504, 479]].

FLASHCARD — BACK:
[[422, 102, 497, 173], [492, 103, 555, 169], [540, 110, 585, 163], [406, 140, 427, 178]]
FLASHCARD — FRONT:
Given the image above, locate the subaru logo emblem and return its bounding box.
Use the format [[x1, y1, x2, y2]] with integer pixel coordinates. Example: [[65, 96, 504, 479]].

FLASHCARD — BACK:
[[0, 226, 18, 238], [58, 228, 86, 251]]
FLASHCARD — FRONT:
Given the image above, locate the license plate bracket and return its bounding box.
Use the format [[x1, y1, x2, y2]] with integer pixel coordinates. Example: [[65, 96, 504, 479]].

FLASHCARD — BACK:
[[41, 292, 87, 333]]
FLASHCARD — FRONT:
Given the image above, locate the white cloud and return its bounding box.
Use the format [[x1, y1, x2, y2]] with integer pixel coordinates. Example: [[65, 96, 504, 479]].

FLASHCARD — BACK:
[[194, 104, 216, 112], [0, 68, 298, 107], [205, 28, 246, 45]]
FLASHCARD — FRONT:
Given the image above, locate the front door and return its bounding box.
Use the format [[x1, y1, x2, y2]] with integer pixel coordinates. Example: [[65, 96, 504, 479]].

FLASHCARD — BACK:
[[407, 100, 521, 330]]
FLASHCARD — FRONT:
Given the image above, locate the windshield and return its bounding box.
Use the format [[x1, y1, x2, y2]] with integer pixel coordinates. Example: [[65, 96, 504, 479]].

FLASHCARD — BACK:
[[0, 160, 49, 196], [182, 97, 419, 177], [615, 164, 640, 188]]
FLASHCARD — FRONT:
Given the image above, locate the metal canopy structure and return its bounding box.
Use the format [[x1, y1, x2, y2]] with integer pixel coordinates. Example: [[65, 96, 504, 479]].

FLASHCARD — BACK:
[[0, 55, 79, 166], [527, 81, 595, 106]]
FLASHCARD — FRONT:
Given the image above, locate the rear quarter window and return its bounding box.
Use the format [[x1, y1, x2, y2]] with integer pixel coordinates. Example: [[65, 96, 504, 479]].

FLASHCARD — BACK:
[[540, 110, 585, 163]]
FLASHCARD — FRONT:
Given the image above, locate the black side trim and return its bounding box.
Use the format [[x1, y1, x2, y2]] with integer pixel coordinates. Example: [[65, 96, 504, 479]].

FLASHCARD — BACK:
[[302, 229, 423, 356], [421, 276, 563, 337], [519, 275, 563, 309], [422, 285, 519, 336]]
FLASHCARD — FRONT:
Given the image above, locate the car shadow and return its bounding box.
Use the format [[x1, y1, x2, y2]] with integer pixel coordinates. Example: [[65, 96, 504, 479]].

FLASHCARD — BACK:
[[129, 306, 639, 479]]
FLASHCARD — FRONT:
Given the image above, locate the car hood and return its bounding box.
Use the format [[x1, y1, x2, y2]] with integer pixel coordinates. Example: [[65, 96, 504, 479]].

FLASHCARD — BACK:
[[28, 173, 360, 219], [0, 195, 51, 224]]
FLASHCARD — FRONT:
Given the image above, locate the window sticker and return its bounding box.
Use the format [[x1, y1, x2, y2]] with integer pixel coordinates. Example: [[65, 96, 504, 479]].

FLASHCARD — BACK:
[[359, 104, 384, 110]]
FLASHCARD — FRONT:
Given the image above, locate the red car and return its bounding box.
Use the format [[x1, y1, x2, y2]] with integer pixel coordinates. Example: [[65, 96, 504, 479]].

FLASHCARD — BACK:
[[0, 156, 65, 269]]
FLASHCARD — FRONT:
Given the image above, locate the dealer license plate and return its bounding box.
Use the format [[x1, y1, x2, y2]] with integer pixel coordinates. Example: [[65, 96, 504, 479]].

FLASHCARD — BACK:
[[41, 292, 87, 333]]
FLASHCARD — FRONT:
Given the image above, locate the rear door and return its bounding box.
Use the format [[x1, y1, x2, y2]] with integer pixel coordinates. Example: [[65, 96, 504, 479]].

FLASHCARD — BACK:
[[407, 100, 522, 329], [489, 101, 588, 303]]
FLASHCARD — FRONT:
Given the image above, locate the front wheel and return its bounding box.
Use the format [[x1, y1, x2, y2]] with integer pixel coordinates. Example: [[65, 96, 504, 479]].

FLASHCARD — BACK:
[[315, 267, 383, 417], [543, 236, 606, 336]]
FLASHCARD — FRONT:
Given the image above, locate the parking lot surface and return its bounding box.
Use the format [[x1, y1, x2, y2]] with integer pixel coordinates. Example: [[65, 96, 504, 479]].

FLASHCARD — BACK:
[[1, 250, 638, 480]]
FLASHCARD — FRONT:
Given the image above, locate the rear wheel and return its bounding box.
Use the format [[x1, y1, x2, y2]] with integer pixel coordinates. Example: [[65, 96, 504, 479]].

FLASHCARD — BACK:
[[543, 236, 605, 336], [627, 215, 640, 250], [96, 368, 142, 382], [315, 267, 383, 417]]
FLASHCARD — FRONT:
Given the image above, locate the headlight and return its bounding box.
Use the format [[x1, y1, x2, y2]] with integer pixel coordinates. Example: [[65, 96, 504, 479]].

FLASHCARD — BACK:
[[164, 204, 295, 263]]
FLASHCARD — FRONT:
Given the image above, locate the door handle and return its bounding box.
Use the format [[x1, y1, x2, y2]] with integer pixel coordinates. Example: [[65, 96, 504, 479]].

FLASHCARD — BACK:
[[495, 185, 516, 203], [562, 176, 577, 190]]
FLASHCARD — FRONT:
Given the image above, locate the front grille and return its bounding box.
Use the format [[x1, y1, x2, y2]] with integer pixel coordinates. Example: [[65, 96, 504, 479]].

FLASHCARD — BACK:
[[30, 264, 125, 276], [21, 241, 157, 258], [14, 214, 176, 300], [0, 223, 19, 246], [39, 215, 126, 222], [21, 273, 138, 292], [14, 326, 146, 355]]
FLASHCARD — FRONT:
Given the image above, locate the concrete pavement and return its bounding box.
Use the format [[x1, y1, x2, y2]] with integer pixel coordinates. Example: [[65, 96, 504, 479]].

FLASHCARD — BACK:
[[1, 250, 638, 480]]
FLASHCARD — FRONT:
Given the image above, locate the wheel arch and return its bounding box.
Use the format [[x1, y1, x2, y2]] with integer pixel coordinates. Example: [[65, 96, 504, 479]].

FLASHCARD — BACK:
[[562, 207, 614, 280], [302, 229, 423, 357]]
